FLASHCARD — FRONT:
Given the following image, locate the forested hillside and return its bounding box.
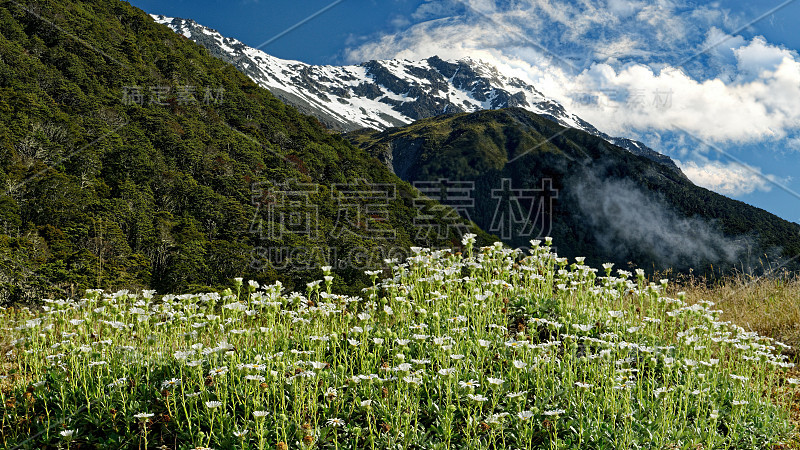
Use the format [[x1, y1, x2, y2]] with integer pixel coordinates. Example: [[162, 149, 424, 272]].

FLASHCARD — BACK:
[[0, 0, 489, 303]]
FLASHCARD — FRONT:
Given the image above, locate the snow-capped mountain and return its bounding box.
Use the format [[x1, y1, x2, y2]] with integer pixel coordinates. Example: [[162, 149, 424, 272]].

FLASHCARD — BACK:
[[152, 15, 678, 171]]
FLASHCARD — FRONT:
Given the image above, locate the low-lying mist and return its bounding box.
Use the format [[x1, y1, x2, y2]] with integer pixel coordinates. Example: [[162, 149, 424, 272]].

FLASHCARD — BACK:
[[570, 170, 754, 271]]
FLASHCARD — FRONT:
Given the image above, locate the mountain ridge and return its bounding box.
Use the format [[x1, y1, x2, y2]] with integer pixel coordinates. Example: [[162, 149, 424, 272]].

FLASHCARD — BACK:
[[349, 107, 800, 273], [152, 15, 682, 174]]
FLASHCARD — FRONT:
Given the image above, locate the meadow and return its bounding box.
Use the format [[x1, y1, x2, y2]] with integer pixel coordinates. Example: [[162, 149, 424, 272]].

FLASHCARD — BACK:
[[1, 235, 798, 449]]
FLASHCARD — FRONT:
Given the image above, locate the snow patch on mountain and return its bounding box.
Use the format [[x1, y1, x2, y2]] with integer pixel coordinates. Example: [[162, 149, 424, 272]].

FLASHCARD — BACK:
[[152, 14, 680, 171]]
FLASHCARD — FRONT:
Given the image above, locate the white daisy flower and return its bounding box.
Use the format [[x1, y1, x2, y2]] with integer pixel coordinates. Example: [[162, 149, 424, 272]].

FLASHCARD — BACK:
[[458, 379, 480, 389], [467, 393, 489, 402], [208, 366, 228, 377], [517, 411, 535, 420], [245, 375, 265, 382], [403, 375, 422, 385], [325, 387, 338, 400], [161, 378, 181, 389], [327, 417, 345, 427], [506, 391, 528, 399]]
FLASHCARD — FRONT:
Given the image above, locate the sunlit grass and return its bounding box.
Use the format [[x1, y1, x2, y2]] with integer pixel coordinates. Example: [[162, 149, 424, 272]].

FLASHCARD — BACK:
[[670, 272, 800, 352], [668, 271, 800, 449], [0, 236, 797, 449]]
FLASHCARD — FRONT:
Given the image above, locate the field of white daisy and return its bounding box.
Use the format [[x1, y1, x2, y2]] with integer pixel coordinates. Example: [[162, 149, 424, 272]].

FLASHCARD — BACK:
[[0, 235, 797, 449]]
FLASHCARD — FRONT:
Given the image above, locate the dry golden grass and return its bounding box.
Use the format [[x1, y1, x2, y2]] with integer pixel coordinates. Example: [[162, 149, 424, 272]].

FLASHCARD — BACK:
[[668, 272, 800, 355], [666, 271, 800, 448]]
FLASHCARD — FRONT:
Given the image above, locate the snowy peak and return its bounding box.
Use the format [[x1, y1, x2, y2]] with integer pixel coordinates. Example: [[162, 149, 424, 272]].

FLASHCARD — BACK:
[[152, 14, 679, 171], [151, 15, 586, 130]]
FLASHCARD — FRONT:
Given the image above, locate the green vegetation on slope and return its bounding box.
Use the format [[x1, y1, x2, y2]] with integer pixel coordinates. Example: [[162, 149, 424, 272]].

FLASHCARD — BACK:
[[349, 108, 800, 274], [0, 0, 491, 303]]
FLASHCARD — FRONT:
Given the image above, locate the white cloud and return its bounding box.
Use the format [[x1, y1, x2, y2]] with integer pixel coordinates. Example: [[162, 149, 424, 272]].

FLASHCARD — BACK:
[[734, 36, 795, 78], [678, 160, 774, 196], [606, 0, 644, 19], [788, 137, 800, 152], [389, 15, 411, 29], [345, 0, 800, 144], [565, 49, 800, 142]]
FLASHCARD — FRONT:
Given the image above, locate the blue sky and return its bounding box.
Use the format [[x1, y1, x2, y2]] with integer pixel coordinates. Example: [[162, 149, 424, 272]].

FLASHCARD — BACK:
[[130, 0, 800, 225], [127, 0, 423, 65]]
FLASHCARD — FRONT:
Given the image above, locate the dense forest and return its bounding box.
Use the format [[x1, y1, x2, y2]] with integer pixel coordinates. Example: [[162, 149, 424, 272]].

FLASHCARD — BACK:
[[0, 0, 492, 304]]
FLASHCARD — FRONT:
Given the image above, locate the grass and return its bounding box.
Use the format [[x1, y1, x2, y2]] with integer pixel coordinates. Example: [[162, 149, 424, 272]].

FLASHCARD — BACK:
[[0, 236, 798, 449], [668, 270, 800, 449], [671, 271, 800, 354]]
